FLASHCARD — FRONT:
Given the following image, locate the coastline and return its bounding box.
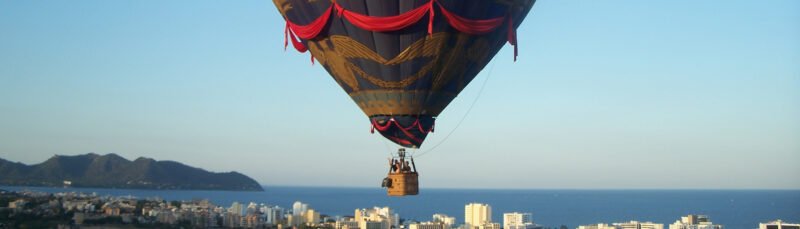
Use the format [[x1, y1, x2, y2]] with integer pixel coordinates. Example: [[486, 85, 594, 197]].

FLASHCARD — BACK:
[[2, 186, 798, 229]]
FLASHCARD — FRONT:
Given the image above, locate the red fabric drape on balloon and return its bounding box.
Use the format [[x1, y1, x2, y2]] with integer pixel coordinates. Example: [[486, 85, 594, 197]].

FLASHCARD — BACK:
[[285, 22, 308, 52], [507, 14, 518, 61], [435, 1, 505, 34], [283, 4, 333, 52], [392, 120, 423, 144], [372, 118, 393, 131], [282, 0, 520, 62], [387, 136, 413, 146], [286, 4, 333, 39], [333, 2, 432, 32], [371, 118, 420, 145], [372, 118, 434, 134]]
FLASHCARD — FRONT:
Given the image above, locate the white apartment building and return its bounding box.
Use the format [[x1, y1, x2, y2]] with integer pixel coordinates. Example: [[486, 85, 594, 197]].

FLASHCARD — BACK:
[[229, 202, 245, 216], [286, 209, 319, 226], [578, 223, 617, 229], [261, 205, 284, 224], [303, 209, 320, 225], [504, 212, 534, 229], [465, 203, 492, 228], [335, 218, 359, 229], [355, 206, 400, 229], [669, 215, 723, 229], [293, 201, 309, 215], [614, 221, 664, 229], [245, 202, 259, 215], [287, 214, 301, 226], [759, 220, 800, 229], [478, 222, 501, 229], [410, 221, 447, 229], [434, 214, 456, 229]]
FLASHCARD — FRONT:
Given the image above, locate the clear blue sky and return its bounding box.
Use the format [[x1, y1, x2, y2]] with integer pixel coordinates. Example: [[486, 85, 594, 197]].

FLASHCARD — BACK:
[[1, 0, 798, 189]]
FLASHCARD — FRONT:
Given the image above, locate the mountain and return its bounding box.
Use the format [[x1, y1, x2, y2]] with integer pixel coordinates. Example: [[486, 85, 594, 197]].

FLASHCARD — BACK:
[[0, 153, 263, 191]]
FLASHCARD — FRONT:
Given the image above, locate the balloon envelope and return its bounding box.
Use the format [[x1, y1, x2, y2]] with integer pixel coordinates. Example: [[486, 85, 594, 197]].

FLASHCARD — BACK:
[[274, 0, 535, 147]]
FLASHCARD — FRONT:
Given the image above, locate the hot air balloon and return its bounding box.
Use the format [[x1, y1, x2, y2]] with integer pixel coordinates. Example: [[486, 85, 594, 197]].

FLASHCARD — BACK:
[[274, 0, 535, 195]]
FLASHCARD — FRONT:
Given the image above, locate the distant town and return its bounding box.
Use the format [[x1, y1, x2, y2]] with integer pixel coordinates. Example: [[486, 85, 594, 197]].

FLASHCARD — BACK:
[[1, 189, 796, 229]]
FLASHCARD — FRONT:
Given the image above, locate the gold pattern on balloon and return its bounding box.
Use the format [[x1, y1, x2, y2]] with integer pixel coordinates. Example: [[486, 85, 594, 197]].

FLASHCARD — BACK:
[[308, 40, 360, 90], [307, 32, 491, 92], [272, 0, 293, 17]]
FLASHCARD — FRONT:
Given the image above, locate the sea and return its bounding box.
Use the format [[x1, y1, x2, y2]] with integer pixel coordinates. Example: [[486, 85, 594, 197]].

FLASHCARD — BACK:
[[1, 186, 798, 229]]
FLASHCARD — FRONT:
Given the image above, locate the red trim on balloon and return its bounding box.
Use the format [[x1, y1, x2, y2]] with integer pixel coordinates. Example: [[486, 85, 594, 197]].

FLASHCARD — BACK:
[[428, 2, 435, 37], [392, 120, 423, 144], [281, 0, 520, 60], [284, 23, 288, 51], [419, 121, 434, 133], [371, 118, 393, 131], [333, 1, 432, 33], [369, 116, 436, 145], [371, 117, 435, 134], [507, 14, 518, 61], [285, 22, 308, 53], [435, 1, 505, 34], [403, 119, 419, 131], [386, 136, 413, 146], [286, 4, 333, 39]]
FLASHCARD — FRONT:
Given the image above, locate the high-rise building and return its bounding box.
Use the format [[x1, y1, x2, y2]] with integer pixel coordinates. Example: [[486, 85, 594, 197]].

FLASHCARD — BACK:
[[465, 203, 491, 228], [504, 212, 534, 229], [229, 202, 245, 216], [669, 215, 723, 229], [286, 209, 319, 226], [243, 214, 260, 228], [263, 205, 284, 224], [759, 220, 800, 229], [434, 214, 456, 229], [302, 209, 320, 225], [287, 209, 320, 226], [246, 202, 259, 215], [293, 201, 309, 215], [287, 214, 301, 226]]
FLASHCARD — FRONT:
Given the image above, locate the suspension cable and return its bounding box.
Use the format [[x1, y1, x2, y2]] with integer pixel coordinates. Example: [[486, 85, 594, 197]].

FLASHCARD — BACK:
[[415, 61, 496, 158]]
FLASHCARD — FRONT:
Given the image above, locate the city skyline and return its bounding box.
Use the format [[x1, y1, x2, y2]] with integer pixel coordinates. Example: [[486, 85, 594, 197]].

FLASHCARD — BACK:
[[4, 190, 794, 229], [1, 0, 799, 189]]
